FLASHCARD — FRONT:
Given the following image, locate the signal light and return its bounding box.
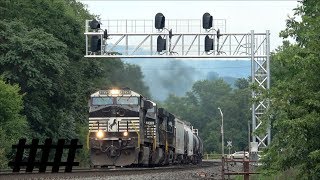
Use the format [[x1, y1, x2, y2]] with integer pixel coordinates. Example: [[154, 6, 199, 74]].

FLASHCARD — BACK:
[[90, 35, 101, 52], [157, 36, 166, 52], [202, 13, 213, 30], [89, 19, 100, 30], [217, 29, 222, 39], [155, 13, 165, 30], [103, 29, 109, 39], [169, 29, 173, 39], [204, 35, 213, 52]]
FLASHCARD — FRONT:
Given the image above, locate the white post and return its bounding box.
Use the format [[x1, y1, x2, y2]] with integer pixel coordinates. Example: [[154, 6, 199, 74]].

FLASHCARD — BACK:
[[218, 107, 224, 157]]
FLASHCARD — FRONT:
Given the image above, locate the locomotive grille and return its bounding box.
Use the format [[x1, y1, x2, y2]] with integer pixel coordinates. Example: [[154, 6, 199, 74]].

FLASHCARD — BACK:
[[89, 117, 140, 132]]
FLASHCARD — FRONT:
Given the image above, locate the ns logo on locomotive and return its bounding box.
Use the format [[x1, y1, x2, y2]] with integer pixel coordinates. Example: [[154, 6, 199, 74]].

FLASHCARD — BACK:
[[88, 88, 203, 167]]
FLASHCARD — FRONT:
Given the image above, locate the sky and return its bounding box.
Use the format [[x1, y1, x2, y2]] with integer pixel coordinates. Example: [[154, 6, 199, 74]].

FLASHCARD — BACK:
[[81, 0, 299, 51]]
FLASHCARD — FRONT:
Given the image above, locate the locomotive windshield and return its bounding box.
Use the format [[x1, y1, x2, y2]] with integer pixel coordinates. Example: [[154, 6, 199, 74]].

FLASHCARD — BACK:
[[92, 97, 113, 105], [117, 97, 139, 105], [91, 96, 139, 105]]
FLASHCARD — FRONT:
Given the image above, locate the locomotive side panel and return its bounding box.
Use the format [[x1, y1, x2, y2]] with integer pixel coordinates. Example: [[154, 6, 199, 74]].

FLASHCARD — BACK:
[[193, 134, 199, 154], [184, 125, 194, 156], [175, 119, 185, 155]]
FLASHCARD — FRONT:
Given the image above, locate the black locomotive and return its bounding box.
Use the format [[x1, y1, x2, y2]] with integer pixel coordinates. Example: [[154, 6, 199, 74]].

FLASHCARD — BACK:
[[88, 88, 203, 167]]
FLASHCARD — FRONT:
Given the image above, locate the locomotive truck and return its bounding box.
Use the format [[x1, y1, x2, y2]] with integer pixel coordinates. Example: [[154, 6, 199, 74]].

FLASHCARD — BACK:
[[88, 88, 203, 167]]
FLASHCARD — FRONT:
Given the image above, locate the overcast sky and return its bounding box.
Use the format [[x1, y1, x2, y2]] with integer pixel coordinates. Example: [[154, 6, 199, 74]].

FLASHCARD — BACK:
[[81, 0, 299, 51]]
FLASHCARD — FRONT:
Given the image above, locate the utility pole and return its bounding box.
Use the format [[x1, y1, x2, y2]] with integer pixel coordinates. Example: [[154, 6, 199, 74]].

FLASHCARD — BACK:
[[218, 107, 224, 180], [248, 120, 251, 156], [218, 107, 224, 156]]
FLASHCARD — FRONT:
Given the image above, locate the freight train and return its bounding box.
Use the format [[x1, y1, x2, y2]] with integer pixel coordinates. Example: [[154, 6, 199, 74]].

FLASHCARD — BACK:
[[88, 88, 203, 167]]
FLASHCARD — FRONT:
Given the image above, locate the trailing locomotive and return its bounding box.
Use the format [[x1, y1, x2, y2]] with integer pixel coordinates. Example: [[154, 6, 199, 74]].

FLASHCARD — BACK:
[[88, 88, 203, 167]]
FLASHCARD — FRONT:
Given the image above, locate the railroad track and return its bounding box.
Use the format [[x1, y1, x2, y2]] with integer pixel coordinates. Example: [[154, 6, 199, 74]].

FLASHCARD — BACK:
[[0, 160, 217, 180]]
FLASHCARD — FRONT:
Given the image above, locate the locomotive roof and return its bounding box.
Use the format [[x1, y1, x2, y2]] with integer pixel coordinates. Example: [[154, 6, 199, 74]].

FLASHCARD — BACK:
[[91, 88, 142, 97]]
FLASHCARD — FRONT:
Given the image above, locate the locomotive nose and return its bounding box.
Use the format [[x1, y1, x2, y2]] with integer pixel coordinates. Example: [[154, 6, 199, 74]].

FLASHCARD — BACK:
[[111, 107, 117, 116], [107, 145, 120, 157]]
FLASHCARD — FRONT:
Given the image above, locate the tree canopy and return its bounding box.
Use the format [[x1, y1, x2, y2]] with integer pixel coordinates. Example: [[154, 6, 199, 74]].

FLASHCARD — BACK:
[[0, 78, 27, 168], [163, 78, 251, 153], [261, 0, 320, 178], [0, 0, 150, 166]]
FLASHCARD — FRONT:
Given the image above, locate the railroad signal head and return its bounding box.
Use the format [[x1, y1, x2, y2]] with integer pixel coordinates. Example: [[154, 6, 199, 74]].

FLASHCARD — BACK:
[[90, 35, 101, 52], [103, 29, 109, 39], [204, 35, 213, 52], [89, 19, 100, 29], [202, 13, 213, 30], [157, 35, 166, 52], [169, 29, 173, 39], [217, 29, 222, 39], [155, 13, 165, 30]]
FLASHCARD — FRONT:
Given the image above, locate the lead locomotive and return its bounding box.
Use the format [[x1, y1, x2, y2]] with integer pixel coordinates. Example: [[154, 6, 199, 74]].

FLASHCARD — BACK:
[[88, 88, 203, 167]]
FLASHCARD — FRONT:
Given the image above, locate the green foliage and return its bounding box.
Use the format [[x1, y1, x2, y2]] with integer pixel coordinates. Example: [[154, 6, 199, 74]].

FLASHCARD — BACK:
[[0, 20, 68, 94], [163, 78, 251, 153], [249, 168, 299, 180], [91, 59, 151, 98], [262, 0, 320, 178], [0, 19, 73, 139], [0, 78, 27, 168], [0, 0, 150, 167], [0, 0, 94, 60]]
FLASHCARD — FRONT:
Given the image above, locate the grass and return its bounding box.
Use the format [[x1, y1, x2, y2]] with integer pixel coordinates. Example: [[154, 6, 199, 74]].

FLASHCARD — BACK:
[[233, 168, 299, 180]]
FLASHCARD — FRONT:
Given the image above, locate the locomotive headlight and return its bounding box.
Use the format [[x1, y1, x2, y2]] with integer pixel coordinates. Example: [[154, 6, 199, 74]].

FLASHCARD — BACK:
[[96, 130, 104, 139], [123, 131, 128, 137], [109, 89, 120, 95]]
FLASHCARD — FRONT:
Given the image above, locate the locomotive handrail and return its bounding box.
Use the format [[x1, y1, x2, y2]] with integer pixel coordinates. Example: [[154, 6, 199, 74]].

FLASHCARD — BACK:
[[129, 120, 140, 149], [152, 128, 156, 151]]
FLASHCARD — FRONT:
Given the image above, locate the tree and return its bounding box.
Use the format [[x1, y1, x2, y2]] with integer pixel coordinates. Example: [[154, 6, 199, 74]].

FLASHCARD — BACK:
[[0, 0, 150, 167], [0, 20, 77, 139], [0, 1, 150, 139], [163, 78, 251, 153], [262, 0, 320, 178], [0, 78, 28, 168], [234, 78, 249, 90], [95, 60, 151, 98]]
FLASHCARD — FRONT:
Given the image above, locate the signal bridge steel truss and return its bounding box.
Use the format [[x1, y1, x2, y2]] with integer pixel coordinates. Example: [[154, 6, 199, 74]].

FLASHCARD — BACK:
[[84, 19, 270, 149]]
